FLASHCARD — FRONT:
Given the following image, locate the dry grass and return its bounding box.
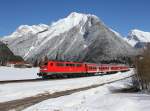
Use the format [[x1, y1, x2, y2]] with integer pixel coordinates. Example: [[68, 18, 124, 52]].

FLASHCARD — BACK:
[[134, 44, 150, 91]]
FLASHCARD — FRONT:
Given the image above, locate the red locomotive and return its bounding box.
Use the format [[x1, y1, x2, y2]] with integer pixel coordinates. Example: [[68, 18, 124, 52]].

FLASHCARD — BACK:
[[37, 60, 129, 78]]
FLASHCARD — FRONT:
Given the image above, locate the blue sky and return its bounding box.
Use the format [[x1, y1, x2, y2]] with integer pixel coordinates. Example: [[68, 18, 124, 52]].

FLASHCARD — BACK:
[[0, 0, 149, 37]]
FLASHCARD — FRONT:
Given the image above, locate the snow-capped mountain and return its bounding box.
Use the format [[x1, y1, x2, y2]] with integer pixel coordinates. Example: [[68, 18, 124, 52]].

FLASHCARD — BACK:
[[125, 29, 150, 48], [1, 12, 135, 63]]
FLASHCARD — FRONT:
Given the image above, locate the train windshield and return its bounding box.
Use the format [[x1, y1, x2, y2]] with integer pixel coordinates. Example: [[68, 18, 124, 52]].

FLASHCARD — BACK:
[[44, 62, 48, 65]]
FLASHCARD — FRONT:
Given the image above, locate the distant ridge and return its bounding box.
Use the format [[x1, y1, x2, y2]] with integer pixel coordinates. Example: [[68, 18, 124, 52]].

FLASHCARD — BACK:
[[125, 29, 150, 48]]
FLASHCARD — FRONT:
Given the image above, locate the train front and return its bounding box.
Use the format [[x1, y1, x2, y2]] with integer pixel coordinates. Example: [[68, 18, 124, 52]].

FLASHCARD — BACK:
[[37, 62, 49, 77]]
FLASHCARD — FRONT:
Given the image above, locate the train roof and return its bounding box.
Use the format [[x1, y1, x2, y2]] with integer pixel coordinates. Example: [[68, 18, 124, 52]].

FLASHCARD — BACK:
[[47, 60, 128, 66]]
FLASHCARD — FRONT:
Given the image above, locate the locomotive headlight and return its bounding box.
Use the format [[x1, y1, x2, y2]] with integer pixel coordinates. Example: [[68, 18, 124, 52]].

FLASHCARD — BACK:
[[42, 68, 47, 70]]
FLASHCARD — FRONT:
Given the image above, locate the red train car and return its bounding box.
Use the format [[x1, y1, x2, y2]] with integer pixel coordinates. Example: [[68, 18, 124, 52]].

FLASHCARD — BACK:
[[86, 63, 98, 73], [38, 61, 87, 77], [37, 60, 129, 78]]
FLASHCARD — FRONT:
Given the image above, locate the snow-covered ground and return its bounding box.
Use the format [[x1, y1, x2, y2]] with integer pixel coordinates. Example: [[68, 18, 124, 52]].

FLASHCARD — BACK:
[[24, 78, 150, 111], [0, 66, 39, 81], [0, 69, 133, 103]]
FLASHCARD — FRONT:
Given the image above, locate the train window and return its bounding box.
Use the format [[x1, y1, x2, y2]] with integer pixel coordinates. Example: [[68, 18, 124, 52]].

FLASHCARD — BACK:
[[76, 64, 81, 67], [56, 63, 64, 66], [88, 66, 92, 69], [50, 63, 53, 66], [68, 64, 75, 67], [44, 62, 48, 65], [66, 64, 71, 66], [71, 64, 75, 67], [88, 66, 96, 70]]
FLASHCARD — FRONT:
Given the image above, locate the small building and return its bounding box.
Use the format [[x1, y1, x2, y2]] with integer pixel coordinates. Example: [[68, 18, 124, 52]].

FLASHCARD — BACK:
[[6, 61, 32, 68]]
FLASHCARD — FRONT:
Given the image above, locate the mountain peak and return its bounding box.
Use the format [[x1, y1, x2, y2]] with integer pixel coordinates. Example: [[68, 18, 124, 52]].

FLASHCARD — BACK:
[[68, 12, 94, 17], [126, 29, 150, 47], [68, 12, 99, 20], [17, 24, 49, 33], [129, 29, 150, 40], [4, 12, 99, 39], [129, 29, 147, 35], [68, 12, 85, 17], [51, 12, 89, 27]]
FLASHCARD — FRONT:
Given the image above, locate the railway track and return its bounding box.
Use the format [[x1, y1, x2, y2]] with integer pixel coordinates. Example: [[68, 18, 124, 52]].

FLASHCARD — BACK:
[[0, 75, 133, 111], [0, 76, 100, 84], [0, 77, 88, 84], [0, 78, 44, 84], [0, 76, 89, 84], [0, 72, 119, 84]]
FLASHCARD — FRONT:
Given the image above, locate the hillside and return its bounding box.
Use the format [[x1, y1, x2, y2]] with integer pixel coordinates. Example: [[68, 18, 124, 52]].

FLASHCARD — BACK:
[[1, 12, 135, 63], [0, 41, 23, 65]]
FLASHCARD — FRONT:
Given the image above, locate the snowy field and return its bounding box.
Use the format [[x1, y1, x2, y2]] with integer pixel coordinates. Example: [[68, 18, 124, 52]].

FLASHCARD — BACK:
[[24, 78, 150, 111], [0, 69, 134, 103], [0, 66, 39, 81]]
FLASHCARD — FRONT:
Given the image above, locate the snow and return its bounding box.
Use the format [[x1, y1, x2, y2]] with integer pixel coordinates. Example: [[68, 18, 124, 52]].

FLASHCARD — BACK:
[[124, 37, 137, 47], [24, 45, 35, 58], [0, 67, 39, 81], [126, 29, 150, 47], [130, 29, 150, 42], [0, 69, 134, 102], [22, 12, 97, 59], [3, 24, 49, 39], [1, 12, 96, 60], [16, 24, 49, 36], [109, 28, 123, 38], [38, 12, 89, 46], [24, 78, 150, 111]]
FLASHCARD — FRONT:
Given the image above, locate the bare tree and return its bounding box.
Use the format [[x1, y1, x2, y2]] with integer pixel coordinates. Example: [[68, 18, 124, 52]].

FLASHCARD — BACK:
[[43, 56, 49, 63], [134, 43, 150, 92]]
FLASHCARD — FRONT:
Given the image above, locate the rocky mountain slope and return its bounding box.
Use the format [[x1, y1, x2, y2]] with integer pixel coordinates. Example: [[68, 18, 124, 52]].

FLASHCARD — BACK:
[[0, 41, 23, 65], [1, 12, 135, 63], [125, 29, 150, 48], [0, 41, 14, 56]]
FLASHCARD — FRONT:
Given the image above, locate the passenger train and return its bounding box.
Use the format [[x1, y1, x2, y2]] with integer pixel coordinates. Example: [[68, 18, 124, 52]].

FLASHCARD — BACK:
[[37, 60, 129, 78]]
